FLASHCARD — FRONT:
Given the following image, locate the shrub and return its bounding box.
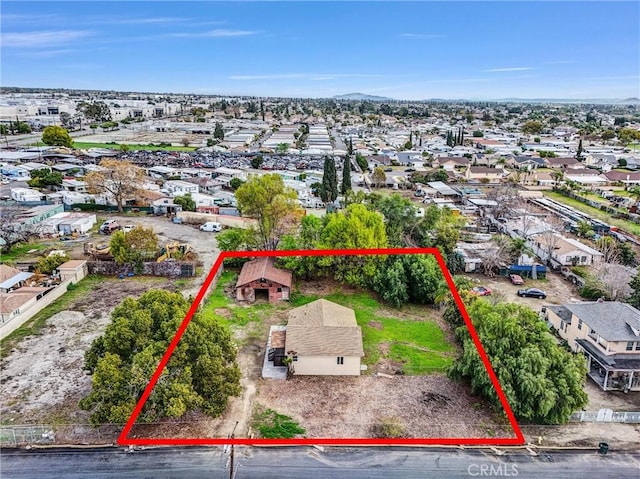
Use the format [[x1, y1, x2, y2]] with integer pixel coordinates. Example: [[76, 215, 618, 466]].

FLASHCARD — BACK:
[[371, 417, 405, 438]]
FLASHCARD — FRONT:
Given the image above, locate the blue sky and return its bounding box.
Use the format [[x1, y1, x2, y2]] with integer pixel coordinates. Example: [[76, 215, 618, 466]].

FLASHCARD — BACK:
[[2, 1, 639, 100]]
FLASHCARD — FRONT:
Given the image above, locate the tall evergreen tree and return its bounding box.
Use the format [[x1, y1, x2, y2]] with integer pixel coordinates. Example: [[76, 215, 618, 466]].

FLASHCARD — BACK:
[[460, 128, 464, 145], [260, 100, 265, 121], [576, 138, 583, 161], [341, 155, 352, 195], [347, 137, 353, 156], [321, 156, 338, 202]]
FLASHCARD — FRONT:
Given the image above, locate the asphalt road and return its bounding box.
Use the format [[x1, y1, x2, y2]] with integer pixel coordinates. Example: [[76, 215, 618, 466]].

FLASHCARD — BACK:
[[2, 447, 639, 479]]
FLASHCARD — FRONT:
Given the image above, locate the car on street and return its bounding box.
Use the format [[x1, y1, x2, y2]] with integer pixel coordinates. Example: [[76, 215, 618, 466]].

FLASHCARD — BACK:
[[384, 167, 393, 172], [470, 286, 492, 296], [200, 221, 222, 232], [122, 225, 135, 233], [517, 288, 547, 299], [510, 274, 524, 285]]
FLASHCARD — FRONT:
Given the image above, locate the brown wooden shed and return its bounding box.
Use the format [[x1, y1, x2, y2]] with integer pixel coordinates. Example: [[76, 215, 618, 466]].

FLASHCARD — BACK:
[[235, 257, 292, 303]]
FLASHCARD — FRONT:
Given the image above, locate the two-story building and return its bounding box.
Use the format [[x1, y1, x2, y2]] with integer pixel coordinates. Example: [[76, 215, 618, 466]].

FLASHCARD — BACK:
[[545, 301, 640, 392]]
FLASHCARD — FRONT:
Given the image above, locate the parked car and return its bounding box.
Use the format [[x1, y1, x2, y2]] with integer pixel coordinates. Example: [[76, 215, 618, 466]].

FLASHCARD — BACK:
[[200, 221, 222, 232], [470, 286, 492, 296], [517, 288, 547, 299], [384, 167, 393, 172], [122, 225, 135, 233], [509, 274, 524, 285], [99, 220, 121, 234]]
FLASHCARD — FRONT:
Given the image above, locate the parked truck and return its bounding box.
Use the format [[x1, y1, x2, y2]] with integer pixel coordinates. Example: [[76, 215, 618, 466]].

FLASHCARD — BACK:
[[560, 267, 586, 287]]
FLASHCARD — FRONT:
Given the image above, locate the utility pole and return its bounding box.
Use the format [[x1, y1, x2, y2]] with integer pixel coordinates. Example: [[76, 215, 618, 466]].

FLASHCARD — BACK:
[[227, 420, 239, 479]]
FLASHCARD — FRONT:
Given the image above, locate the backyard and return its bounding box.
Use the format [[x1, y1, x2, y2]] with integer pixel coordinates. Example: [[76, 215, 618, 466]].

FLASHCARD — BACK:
[[544, 191, 640, 236], [178, 271, 509, 440]]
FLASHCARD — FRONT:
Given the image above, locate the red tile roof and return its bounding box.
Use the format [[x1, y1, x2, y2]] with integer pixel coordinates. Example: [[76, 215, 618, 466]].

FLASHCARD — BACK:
[[235, 257, 292, 288]]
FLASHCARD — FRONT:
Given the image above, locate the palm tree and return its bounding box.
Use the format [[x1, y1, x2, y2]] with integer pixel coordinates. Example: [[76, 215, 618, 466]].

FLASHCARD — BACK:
[[509, 237, 533, 264], [551, 170, 564, 188]]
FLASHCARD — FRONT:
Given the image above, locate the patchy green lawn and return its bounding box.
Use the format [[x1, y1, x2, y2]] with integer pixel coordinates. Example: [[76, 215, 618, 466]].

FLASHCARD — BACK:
[[201, 271, 275, 330], [291, 291, 454, 375], [201, 275, 454, 375], [0, 242, 47, 264]]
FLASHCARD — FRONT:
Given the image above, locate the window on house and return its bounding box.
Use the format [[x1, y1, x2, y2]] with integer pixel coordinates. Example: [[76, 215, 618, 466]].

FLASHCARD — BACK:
[[293, 355, 298, 362], [578, 319, 583, 330], [277, 288, 282, 292], [581, 256, 587, 262], [337, 357, 344, 365], [627, 342, 634, 351]]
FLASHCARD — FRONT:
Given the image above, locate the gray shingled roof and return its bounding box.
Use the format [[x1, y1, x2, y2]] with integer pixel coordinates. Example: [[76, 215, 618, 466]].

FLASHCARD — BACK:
[[564, 302, 640, 341], [548, 305, 572, 324], [286, 299, 364, 357]]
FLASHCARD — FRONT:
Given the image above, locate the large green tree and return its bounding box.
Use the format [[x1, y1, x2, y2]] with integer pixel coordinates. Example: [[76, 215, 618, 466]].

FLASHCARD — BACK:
[[80, 290, 240, 425], [174, 193, 196, 212], [109, 226, 159, 266], [321, 156, 339, 202], [41, 125, 73, 147], [618, 127, 640, 146], [235, 174, 303, 250], [26, 168, 63, 188], [521, 120, 544, 135], [448, 300, 588, 424], [341, 155, 352, 195], [214, 122, 225, 140], [373, 194, 417, 246], [78, 101, 112, 122], [316, 204, 388, 287]]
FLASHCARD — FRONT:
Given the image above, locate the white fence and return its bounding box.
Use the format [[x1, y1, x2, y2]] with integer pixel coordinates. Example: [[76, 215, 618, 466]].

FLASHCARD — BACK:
[[570, 409, 640, 423]]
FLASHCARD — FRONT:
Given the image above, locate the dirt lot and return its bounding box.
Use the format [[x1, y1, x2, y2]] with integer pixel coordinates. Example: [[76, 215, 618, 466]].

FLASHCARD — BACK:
[[255, 374, 513, 439], [0, 277, 176, 426], [0, 216, 219, 441]]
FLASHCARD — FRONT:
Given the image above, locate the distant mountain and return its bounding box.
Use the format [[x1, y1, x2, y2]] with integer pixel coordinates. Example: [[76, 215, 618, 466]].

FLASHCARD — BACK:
[[332, 93, 395, 101]]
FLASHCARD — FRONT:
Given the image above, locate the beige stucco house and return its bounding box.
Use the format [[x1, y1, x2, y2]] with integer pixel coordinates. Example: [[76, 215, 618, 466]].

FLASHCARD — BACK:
[[545, 301, 640, 392], [284, 299, 364, 376], [529, 233, 604, 268]]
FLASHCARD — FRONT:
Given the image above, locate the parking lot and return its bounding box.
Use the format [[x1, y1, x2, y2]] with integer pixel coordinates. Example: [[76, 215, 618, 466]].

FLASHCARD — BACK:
[[463, 271, 581, 310]]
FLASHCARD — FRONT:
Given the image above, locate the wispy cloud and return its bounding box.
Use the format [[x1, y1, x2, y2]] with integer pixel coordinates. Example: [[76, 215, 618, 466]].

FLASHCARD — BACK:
[[21, 49, 76, 58], [1, 13, 63, 24], [229, 73, 388, 81], [544, 60, 578, 65], [1, 30, 94, 48], [399, 33, 444, 39], [483, 67, 535, 72], [101, 17, 191, 25], [168, 29, 260, 38]]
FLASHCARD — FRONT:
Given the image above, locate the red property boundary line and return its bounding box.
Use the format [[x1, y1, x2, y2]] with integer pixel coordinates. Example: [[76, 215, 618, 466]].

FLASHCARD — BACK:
[[118, 247, 525, 446]]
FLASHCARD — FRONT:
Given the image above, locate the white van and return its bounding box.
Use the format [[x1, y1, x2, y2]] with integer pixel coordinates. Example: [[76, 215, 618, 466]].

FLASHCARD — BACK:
[[200, 221, 222, 232]]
